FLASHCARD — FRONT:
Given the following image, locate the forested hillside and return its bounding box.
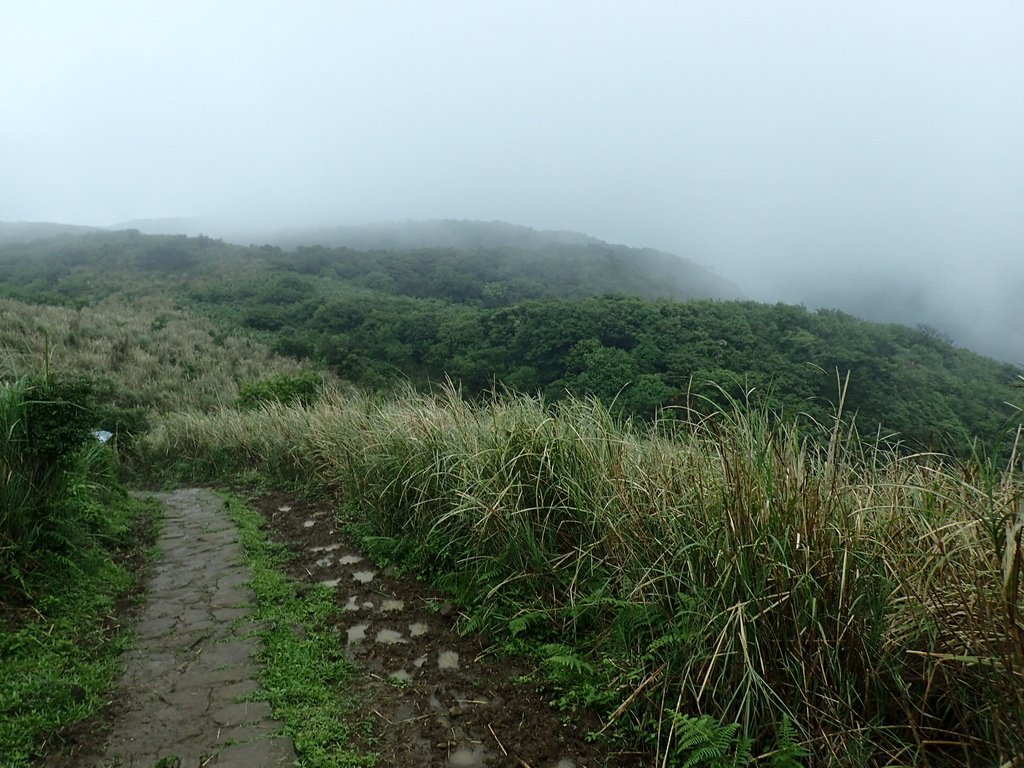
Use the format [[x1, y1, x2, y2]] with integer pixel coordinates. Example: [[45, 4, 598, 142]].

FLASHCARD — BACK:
[[1, 226, 1020, 453]]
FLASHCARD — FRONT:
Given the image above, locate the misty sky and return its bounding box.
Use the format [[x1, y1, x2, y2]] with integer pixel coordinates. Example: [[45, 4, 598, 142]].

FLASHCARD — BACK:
[[1, 2, 1022, 360]]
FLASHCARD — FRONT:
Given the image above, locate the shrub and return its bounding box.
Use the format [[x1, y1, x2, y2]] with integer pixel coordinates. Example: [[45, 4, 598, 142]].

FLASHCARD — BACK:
[[18, 375, 96, 468], [237, 370, 322, 409], [1, 373, 108, 597]]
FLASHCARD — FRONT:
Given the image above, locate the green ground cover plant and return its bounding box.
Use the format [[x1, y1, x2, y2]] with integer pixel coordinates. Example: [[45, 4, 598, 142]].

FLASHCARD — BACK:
[[135, 385, 1024, 766], [224, 494, 377, 767], [0, 499, 154, 767]]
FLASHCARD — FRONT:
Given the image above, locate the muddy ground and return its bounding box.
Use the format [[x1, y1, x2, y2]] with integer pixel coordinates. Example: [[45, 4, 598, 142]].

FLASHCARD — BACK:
[[249, 490, 645, 768]]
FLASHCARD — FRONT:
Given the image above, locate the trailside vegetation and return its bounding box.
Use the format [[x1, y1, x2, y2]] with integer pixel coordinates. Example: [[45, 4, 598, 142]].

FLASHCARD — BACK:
[[1, 371, 106, 592], [225, 495, 377, 767], [0, 369, 158, 765]]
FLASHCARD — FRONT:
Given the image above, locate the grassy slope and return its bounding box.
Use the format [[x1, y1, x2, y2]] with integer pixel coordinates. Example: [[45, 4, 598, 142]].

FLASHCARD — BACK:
[[0, 295, 308, 415], [0, 289, 315, 762]]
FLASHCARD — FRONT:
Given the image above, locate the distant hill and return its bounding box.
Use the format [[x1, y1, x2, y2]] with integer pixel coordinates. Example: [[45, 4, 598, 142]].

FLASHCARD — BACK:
[[106, 218, 745, 301], [268, 220, 744, 302], [0, 224, 741, 306], [106, 217, 603, 248], [262, 219, 604, 251], [107, 217, 211, 236], [0, 221, 99, 244], [786, 276, 1022, 367]]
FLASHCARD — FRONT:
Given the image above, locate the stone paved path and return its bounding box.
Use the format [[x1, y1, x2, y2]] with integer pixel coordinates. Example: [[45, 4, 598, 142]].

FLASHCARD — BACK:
[[83, 488, 295, 767]]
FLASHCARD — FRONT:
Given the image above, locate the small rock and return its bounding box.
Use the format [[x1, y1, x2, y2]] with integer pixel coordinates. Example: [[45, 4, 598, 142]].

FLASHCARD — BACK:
[[438, 650, 460, 670]]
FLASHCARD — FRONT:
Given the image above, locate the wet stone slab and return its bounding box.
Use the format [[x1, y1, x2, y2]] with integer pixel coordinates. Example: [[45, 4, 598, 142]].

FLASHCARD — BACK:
[[63, 488, 296, 767]]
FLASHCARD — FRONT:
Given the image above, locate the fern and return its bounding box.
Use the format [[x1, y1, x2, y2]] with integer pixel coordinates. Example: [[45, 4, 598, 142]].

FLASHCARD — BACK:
[[659, 712, 752, 768], [360, 534, 403, 567], [460, 603, 495, 635], [540, 643, 595, 679], [767, 714, 809, 768], [507, 607, 550, 637]]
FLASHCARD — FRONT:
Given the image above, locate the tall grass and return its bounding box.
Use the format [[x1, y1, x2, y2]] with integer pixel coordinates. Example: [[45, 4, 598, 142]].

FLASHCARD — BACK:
[[1, 372, 122, 595], [0, 372, 148, 763], [0, 295, 306, 413], [1, 377, 37, 580], [136, 385, 1024, 766]]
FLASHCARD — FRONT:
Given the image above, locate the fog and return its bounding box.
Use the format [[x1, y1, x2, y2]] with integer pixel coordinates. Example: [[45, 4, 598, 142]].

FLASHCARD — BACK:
[[1, 2, 1021, 363]]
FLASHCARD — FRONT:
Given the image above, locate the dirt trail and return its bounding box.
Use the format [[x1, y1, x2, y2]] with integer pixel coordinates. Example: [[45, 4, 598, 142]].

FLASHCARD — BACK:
[[49, 488, 296, 767], [253, 491, 642, 768]]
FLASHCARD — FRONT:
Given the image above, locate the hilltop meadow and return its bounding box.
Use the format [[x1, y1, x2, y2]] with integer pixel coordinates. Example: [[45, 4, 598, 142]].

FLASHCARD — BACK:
[[2, 222, 1023, 766]]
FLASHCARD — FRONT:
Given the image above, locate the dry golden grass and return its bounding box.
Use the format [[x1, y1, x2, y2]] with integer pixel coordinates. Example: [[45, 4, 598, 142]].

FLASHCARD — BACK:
[[0, 295, 305, 412]]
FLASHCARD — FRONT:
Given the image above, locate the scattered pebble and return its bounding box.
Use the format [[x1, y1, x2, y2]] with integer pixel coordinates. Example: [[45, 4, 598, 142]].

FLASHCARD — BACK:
[[302, 519, 315, 528], [448, 745, 488, 767], [343, 596, 360, 611], [346, 623, 368, 643], [380, 599, 404, 612], [338, 554, 364, 565], [438, 650, 460, 671], [277, 505, 292, 512], [352, 570, 376, 584], [318, 578, 341, 588], [409, 622, 429, 637], [375, 628, 407, 645]]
